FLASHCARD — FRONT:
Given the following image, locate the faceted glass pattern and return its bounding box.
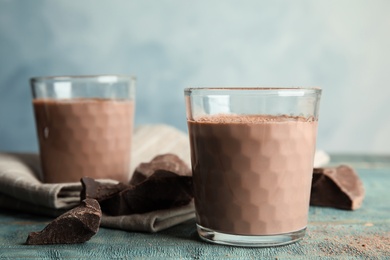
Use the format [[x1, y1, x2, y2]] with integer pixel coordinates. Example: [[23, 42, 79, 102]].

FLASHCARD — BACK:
[[188, 116, 318, 236], [34, 99, 134, 183]]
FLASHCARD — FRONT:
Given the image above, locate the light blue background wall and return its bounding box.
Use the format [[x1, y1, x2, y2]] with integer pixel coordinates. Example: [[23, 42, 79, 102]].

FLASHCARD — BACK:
[[1, 0, 389, 153]]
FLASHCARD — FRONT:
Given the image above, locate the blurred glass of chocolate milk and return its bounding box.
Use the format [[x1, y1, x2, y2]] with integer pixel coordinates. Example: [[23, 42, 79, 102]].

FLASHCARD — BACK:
[[31, 75, 135, 183]]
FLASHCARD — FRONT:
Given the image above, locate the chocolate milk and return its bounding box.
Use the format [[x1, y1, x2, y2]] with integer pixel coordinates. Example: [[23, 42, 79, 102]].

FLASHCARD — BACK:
[[33, 99, 134, 183], [188, 114, 318, 235]]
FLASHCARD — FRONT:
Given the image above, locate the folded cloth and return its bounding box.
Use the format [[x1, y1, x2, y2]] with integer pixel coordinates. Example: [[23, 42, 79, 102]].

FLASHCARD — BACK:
[[101, 201, 195, 233], [0, 153, 82, 209], [313, 150, 330, 168], [0, 124, 194, 232], [0, 193, 68, 217]]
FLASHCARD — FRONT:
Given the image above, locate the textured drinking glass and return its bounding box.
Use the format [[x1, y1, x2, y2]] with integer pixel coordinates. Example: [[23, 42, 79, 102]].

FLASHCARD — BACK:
[[185, 87, 321, 247], [31, 75, 136, 183]]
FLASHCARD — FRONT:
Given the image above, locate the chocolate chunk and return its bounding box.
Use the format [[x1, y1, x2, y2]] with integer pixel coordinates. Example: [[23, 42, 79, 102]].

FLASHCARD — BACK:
[[79, 155, 194, 217], [131, 154, 191, 185], [310, 165, 365, 210], [81, 177, 128, 201], [101, 170, 193, 216], [26, 199, 102, 245]]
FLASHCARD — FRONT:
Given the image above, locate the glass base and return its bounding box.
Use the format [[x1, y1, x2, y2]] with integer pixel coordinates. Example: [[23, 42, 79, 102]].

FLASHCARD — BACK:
[[197, 224, 306, 247]]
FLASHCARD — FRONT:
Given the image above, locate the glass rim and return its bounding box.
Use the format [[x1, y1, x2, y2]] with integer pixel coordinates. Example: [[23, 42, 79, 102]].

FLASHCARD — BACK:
[[30, 74, 136, 84], [185, 87, 321, 95]]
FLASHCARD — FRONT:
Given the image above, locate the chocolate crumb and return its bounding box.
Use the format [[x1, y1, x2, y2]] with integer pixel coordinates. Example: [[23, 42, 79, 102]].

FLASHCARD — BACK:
[[26, 199, 101, 245]]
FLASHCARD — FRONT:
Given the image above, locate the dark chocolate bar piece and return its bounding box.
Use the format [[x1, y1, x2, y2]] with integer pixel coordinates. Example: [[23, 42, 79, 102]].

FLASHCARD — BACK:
[[100, 170, 193, 216], [26, 199, 102, 245], [310, 165, 365, 210], [131, 154, 191, 185], [81, 177, 128, 201]]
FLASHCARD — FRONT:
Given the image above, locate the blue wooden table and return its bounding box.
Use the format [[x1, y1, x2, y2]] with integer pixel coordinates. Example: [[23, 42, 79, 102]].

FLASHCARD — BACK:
[[1, 155, 389, 259]]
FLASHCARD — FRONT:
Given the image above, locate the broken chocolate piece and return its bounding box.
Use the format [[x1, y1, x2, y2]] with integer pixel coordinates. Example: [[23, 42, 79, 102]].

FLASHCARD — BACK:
[[131, 154, 191, 185], [100, 170, 193, 216], [79, 155, 194, 217], [26, 199, 102, 245], [81, 177, 128, 201], [310, 165, 365, 210]]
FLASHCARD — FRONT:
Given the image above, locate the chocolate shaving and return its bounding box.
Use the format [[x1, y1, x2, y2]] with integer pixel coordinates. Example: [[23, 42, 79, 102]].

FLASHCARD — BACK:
[[310, 165, 365, 210], [131, 153, 191, 185], [26, 199, 101, 245], [100, 170, 193, 216]]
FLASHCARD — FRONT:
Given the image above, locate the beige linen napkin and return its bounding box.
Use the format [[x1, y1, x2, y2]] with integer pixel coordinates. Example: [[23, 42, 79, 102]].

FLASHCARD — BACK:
[[100, 202, 195, 233], [0, 153, 82, 209], [0, 124, 194, 232]]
